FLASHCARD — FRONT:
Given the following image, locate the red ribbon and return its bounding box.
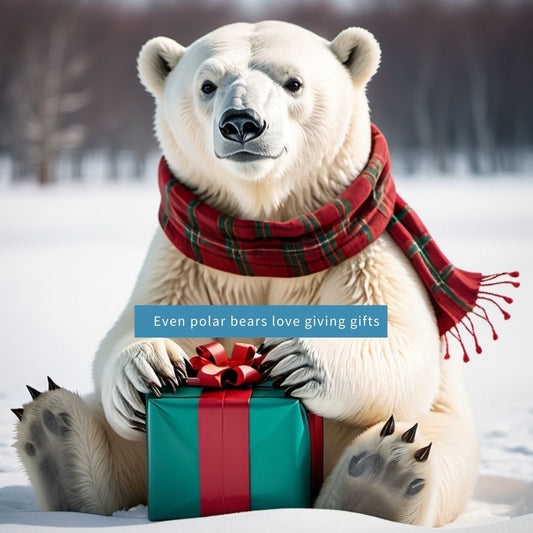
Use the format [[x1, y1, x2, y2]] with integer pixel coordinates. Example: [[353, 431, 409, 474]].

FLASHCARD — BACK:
[[186, 342, 264, 388], [307, 413, 324, 502], [198, 389, 252, 516]]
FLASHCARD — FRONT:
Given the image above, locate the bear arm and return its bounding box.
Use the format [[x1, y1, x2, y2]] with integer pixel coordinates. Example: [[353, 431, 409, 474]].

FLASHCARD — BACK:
[[301, 235, 442, 425], [296, 334, 441, 426]]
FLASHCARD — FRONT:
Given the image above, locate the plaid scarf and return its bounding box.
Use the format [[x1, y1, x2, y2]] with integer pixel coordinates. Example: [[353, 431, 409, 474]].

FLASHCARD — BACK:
[[158, 124, 519, 361]]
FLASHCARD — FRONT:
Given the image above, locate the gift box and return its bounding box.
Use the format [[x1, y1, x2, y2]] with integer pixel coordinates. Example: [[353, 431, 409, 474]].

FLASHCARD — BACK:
[[146, 343, 323, 521]]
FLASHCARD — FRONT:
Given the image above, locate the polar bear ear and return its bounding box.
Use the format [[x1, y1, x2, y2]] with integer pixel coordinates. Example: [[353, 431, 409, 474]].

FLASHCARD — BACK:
[[330, 27, 381, 87], [137, 37, 185, 96]]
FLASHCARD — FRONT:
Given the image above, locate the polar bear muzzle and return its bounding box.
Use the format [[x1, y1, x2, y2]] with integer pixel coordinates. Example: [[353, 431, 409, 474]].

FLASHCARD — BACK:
[[212, 73, 287, 165]]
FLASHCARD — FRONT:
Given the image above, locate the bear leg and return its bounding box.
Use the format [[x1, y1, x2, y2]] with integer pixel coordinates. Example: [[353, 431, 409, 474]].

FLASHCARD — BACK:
[[315, 416, 436, 525], [315, 411, 478, 526], [12, 379, 147, 514]]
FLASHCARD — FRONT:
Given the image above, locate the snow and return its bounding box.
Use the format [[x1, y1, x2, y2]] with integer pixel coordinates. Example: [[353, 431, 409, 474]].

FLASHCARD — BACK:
[[0, 174, 532, 531]]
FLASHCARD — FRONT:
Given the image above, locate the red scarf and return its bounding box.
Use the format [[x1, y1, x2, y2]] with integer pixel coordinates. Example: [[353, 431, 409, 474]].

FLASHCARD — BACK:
[[158, 124, 519, 361]]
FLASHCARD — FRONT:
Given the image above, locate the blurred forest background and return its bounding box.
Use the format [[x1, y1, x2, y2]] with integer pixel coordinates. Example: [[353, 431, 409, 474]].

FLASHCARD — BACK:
[[0, 0, 531, 184]]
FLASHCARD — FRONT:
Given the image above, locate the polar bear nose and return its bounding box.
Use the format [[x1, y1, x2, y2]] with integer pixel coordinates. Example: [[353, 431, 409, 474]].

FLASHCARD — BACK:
[[219, 109, 265, 144]]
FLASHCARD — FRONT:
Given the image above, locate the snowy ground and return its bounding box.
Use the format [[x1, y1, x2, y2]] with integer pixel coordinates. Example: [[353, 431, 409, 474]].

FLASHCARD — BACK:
[[0, 174, 532, 530]]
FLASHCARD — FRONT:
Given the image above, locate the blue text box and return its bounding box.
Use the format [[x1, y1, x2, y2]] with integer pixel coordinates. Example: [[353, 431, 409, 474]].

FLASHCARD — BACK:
[[135, 305, 387, 338]]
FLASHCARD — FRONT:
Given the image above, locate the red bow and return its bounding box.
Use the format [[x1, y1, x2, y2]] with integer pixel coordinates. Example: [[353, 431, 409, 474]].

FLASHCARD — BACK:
[[186, 342, 264, 388]]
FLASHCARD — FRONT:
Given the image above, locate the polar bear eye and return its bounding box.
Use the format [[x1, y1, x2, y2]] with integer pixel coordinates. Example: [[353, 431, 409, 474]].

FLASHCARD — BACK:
[[201, 81, 217, 95], [284, 78, 303, 94]]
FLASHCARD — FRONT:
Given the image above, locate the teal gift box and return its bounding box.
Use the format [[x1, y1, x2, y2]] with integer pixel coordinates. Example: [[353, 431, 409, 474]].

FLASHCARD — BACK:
[[146, 384, 323, 521]]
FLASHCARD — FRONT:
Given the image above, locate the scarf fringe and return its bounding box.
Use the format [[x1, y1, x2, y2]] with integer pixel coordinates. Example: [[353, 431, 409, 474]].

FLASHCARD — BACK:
[[444, 271, 520, 362]]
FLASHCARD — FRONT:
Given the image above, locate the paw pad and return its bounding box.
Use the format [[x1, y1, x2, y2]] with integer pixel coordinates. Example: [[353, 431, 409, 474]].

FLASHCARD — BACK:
[[405, 478, 425, 497], [348, 452, 384, 478], [24, 442, 35, 457], [43, 410, 70, 436]]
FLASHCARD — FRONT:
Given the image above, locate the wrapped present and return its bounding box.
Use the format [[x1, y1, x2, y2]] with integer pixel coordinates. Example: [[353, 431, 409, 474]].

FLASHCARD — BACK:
[[146, 342, 323, 521]]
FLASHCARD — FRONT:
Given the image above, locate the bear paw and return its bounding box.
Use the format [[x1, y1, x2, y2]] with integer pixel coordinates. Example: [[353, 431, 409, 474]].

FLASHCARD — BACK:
[[259, 337, 325, 400], [12, 379, 111, 513], [101, 338, 188, 439], [315, 415, 435, 526]]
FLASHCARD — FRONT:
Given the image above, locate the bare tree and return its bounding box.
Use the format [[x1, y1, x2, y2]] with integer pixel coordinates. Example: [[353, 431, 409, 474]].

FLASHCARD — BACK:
[[10, 19, 89, 184]]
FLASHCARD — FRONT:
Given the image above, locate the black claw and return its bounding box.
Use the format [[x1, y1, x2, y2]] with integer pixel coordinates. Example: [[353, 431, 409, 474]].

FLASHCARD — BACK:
[[148, 384, 161, 398], [260, 361, 276, 374], [132, 409, 146, 421], [11, 408, 24, 421], [161, 376, 177, 393], [414, 442, 432, 462], [174, 368, 187, 381], [183, 358, 194, 375], [283, 386, 296, 398], [283, 379, 320, 398], [47, 376, 60, 391], [257, 340, 283, 356], [270, 365, 313, 384], [402, 423, 418, 443], [130, 420, 146, 433], [283, 384, 299, 396], [26, 385, 41, 400], [272, 377, 284, 389], [380, 415, 395, 437]]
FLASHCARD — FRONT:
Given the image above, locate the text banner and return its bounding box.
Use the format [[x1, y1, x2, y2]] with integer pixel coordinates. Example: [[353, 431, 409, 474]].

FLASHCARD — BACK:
[[135, 305, 387, 338]]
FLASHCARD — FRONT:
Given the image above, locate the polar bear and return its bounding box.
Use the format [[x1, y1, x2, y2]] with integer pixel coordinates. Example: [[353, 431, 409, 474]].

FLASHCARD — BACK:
[[13, 21, 480, 526]]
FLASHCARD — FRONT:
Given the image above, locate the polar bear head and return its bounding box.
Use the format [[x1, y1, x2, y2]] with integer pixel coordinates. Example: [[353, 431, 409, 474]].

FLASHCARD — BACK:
[[138, 21, 380, 219]]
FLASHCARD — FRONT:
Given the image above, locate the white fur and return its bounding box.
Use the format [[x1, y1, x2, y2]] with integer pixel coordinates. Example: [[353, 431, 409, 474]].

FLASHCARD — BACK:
[[14, 21, 478, 525]]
